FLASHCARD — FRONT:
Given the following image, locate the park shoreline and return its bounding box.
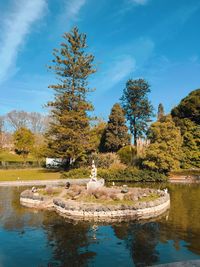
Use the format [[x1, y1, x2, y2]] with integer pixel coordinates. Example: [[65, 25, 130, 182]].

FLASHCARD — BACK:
[[1, 177, 200, 187], [0, 178, 90, 187]]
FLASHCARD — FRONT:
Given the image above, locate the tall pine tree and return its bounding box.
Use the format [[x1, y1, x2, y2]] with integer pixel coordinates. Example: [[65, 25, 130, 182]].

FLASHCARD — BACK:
[[100, 103, 130, 152], [46, 27, 96, 165], [121, 79, 154, 146]]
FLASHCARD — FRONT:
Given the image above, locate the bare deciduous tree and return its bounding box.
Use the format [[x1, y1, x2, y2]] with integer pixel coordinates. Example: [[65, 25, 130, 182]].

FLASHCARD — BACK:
[[29, 112, 50, 134], [7, 110, 29, 131], [6, 110, 50, 133]]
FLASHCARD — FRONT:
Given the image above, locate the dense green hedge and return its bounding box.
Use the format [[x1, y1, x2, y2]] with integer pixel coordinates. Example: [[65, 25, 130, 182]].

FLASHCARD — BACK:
[[61, 167, 168, 182], [61, 168, 91, 179], [98, 168, 167, 182]]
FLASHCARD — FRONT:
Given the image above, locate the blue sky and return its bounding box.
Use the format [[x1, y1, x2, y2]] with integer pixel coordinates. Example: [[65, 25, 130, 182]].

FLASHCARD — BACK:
[[0, 0, 200, 120]]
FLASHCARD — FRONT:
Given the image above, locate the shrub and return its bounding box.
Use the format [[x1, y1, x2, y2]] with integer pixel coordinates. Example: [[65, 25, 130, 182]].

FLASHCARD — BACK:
[[109, 162, 127, 171], [98, 168, 167, 182], [61, 168, 90, 179], [88, 152, 121, 169], [60, 166, 168, 182], [117, 145, 137, 166]]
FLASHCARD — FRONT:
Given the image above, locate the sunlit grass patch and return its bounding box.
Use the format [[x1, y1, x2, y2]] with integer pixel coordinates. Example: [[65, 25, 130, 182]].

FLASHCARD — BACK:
[[0, 168, 61, 181]]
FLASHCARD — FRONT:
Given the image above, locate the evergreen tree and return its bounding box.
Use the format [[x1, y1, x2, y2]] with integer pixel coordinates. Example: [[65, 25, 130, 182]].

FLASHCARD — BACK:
[[171, 89, 200, 124], [157, 103, 164, 120], [143, 115, 183, 173], [100, 103, 130, 152], [121, 79, 154, 146], [46, 27, 96, 165], [89, 120, 106, 153], [171, 89, 200, 168], [181, 119, 200, 168], [173, 118, 200, 169]]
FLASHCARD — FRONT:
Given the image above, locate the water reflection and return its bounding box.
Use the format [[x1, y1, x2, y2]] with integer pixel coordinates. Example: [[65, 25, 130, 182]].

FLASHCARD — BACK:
[[113, 222, 160, 266], [0, 184, 200, 267], [42, 213, 96, 267]]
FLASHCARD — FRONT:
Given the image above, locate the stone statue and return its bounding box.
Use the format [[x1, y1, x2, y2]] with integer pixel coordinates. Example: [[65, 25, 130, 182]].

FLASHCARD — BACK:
[[90, 160, 97, 182], [87, 160, 104, 191]]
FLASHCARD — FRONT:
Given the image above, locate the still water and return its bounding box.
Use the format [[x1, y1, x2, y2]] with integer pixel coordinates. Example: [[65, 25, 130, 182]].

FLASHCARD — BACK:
[[0, 184, 200, 267]]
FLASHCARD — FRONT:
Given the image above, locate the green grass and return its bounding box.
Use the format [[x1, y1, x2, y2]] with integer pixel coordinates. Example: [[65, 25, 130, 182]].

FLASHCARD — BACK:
[[67, 193, 160, 206], [0, 150, 37, 162], [0, 168, 61, 181], [140, 193, 159, 202], [38, 187, 62, 196], [170, 169, 200, 176]]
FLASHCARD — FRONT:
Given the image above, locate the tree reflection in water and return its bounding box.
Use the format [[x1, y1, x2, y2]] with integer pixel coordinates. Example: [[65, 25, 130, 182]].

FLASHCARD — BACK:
[[42, 213, 96, 267], [0, 184, 200, 267], [112, 183, 200, 266], [113, 222, 160, 267]]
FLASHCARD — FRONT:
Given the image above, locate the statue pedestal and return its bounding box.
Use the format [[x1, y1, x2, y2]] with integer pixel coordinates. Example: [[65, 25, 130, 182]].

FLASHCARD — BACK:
[[87, 179, 105, 191]]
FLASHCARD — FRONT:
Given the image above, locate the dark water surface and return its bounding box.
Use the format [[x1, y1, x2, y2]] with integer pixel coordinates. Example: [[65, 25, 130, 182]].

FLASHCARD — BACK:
[[0, 184, 200, 267]]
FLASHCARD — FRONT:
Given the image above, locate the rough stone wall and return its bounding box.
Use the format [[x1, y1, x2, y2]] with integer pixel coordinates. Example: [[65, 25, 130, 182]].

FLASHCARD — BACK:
[[53, 194, 170, 221], [20, 191, 170, 221]]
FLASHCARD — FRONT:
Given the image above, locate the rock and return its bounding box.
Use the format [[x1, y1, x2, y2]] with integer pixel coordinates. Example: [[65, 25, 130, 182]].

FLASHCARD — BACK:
[[132, 196, 138, 201], [87, 178, 105, 191], [60, 202, 65, 208], [115, 193, 124, 201]]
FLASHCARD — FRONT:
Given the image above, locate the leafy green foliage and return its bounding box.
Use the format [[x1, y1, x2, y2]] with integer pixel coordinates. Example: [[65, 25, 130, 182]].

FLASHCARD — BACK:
[[121, 79, 154, 145], [88, 120, 106, 152], [100, 103, 130, 152], [143, 115, 183, 173], [13, 127, 35, 161], [173, 119, 200, 168], [88, 152, 121, 169], [61, 167, 167, 182], [46, 27, 96, 165], [171, 89, 200, 124], [117, 145, 137, 166], [171, 89, 200, 168], [61, 167, 90, 179]]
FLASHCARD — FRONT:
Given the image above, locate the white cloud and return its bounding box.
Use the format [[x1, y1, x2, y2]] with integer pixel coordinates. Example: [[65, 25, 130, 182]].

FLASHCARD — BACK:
[[108, 56, 135, 84], [0, 0, 47, 84], [54, 0, 87, 35], [62, 0, 87, 23], [94, 55, 136, 94], [66, 0, 86, 20]]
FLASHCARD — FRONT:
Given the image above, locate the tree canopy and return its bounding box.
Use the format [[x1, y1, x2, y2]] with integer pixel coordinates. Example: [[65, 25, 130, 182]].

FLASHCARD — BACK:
[[46, 27, 96, 165], [143, 115, 183, 173], [121, 79, 154, 146], [171, 89, 200, 124], [100, 103, 130, 152], [171, 89, 200, 169], [13, 127, 34, 161]]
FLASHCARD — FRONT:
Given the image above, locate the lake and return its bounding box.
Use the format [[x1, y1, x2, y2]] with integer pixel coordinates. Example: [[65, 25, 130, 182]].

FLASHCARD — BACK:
[[0, 183, 200, 267]]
